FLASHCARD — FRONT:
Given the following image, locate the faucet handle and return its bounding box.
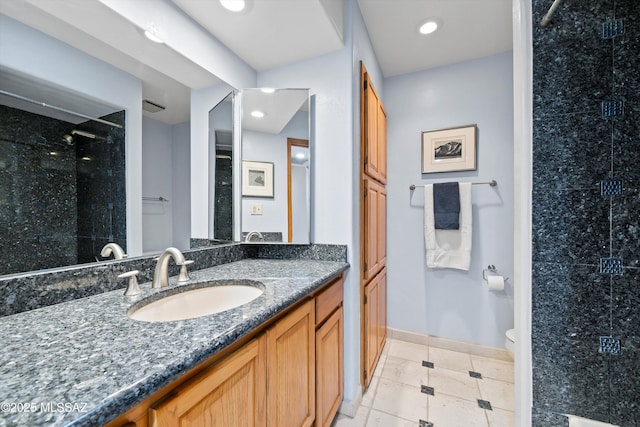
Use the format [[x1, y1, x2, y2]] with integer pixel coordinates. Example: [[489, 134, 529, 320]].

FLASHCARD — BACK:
[[118, 270, 141, 296], [178, 260, 194, 282]]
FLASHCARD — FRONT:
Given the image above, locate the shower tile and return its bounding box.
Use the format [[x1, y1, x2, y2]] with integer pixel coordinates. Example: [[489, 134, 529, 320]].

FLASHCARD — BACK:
[[610, 272, 640, 426], [598, 257, 623, 275], [533, 12, 614, 116], [609, 348, 640, 425], [532, 189, 609, 264], [598, 336, 621, 354], [532, 263, 613, 416], [611, 194, 640, 268], [611, 271, 640, 353], [600, 100, 624, 117], [532, 407, 570, 427], [613, 110, 640, 184], [602, 19, 624, 39], [532, 264, 611, 341], [532, 110, 611, 189], [531, 333, 610, 420], [613, 3, 640, 108], [600, 179, 623, 197]]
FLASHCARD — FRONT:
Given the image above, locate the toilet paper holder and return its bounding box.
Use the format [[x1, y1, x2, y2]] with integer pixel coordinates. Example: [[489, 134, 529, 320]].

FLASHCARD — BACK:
[[483, 265, 509, 282]]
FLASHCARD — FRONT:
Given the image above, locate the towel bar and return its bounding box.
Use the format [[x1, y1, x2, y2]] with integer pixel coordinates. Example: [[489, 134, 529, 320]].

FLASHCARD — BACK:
[[409, 180, 497, 190]]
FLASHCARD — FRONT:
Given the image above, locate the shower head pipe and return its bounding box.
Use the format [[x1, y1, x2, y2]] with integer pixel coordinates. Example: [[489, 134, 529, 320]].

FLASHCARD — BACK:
[[540, 0, 562, 27]]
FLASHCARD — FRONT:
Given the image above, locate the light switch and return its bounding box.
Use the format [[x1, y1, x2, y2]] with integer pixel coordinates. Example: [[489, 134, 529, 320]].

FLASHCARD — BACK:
[[251, 204, 263, 215]]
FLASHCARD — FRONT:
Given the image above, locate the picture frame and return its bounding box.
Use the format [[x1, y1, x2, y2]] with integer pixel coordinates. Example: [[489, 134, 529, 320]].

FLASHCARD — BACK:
[[242, 161, 274, 197], [421, 124, 477, 174]]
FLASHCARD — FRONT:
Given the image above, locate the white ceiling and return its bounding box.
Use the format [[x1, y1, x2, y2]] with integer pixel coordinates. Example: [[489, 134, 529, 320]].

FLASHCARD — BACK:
[[0, 0, 512, 124], [357, 0, 513, 77]]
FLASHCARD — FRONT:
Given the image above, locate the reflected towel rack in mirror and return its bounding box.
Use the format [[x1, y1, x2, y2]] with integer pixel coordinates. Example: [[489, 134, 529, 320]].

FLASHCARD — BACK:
[[142, 196, 169, 202], [409, 180, 497, 191]]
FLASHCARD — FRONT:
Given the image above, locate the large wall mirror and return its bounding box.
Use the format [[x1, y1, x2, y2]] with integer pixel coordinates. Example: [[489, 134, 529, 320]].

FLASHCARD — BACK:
[[208, 92, 234, 243], [0, 68, 127, 275], [240, 88, 311, 244], [0, 13, 238, 276]]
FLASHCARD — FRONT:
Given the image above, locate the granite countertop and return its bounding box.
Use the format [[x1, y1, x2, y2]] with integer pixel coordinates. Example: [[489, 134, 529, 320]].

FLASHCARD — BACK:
[[0, 259, 349, 427]]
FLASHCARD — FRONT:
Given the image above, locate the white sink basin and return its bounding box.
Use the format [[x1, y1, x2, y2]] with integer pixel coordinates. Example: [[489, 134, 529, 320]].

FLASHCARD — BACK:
[[128, 281, 264, 323]]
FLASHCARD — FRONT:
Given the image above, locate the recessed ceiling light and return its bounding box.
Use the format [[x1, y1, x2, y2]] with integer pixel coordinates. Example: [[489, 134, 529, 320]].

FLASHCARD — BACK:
[[295, 153, 306, 159], [144, 23, 164, 44], [261, 88, 276, 94], [220, 0, 245, 12], [251, 110, 265, 118], [419, 18, 441, 35]]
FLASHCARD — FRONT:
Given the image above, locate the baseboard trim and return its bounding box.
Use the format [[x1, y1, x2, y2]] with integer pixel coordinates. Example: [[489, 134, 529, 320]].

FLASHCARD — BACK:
[[387, 327, 513, 362], [338, 387, 362, 418]]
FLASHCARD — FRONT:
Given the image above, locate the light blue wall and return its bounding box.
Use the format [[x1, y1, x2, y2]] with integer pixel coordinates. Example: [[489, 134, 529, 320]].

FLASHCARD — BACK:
[[384, 51, 514, 348], [142, 117, 174, 253]]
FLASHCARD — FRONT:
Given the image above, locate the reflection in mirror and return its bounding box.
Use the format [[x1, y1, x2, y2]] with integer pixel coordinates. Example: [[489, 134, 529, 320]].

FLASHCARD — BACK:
[[0, 70, 126, 275], [287, 139, 310, 243], [209, 92, 234, 242], [241, 88, 310, 243]]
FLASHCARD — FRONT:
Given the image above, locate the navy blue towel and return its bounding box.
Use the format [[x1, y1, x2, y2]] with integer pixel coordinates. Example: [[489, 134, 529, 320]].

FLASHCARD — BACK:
[[433, 182, 460, 230]]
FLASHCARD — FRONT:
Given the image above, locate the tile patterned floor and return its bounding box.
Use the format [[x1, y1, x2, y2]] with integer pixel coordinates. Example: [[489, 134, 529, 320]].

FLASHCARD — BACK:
[[332, 339, 514, 427]]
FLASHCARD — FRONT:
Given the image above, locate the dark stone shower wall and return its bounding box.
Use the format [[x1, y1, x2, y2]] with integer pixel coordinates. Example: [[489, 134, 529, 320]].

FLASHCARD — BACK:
[[0, 106, 78, 275], [531, 1, 640, 425], [76, 110, 126, 263]]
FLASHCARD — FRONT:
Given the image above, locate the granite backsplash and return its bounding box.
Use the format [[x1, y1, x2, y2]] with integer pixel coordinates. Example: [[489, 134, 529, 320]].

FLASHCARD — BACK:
[[0, 243, 347, 317]]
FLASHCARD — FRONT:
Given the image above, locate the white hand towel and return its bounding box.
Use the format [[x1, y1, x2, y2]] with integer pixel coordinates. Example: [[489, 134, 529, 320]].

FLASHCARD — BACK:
[[424, 182, 472, 270]]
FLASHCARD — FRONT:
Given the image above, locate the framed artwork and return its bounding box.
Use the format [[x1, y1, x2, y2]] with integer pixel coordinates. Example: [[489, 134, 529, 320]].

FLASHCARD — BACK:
[[242, 161, 274, 197], [421, 124, 477, 173]]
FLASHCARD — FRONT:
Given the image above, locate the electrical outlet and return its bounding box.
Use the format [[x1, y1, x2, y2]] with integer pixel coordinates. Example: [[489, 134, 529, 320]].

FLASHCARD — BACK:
[[251, 204, 263, 215]]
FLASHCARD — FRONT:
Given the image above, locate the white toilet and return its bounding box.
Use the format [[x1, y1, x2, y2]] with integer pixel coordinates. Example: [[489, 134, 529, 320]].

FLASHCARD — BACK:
[[505, 328, 515, 353]]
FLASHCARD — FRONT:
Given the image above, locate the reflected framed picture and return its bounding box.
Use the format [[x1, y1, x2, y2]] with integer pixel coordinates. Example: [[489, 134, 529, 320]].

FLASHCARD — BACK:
[[242, 161, 274, 197], [421, 124, 477, 173]]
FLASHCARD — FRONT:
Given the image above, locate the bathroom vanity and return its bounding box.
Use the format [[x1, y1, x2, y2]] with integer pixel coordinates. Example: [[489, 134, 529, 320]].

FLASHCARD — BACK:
[[0, 253, 348, 427]]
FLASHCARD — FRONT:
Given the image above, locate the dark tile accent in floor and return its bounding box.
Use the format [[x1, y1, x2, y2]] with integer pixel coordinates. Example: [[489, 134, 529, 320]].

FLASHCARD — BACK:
[[469, 371, 483, 379], [421, 385, 434, 396], [422, 360, 434, 368], [478, 399, 493, 410], [419, 420, 434, 427]]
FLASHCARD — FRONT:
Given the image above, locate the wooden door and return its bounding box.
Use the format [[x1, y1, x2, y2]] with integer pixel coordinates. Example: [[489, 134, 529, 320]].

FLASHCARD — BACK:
[[149, 336, 266, 427], [267, 300, 315, 427], [315, 307, 343, 427]]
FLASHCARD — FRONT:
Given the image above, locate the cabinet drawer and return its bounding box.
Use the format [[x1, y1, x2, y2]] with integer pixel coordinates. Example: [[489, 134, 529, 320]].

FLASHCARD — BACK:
[[315, 277, 343, 325]]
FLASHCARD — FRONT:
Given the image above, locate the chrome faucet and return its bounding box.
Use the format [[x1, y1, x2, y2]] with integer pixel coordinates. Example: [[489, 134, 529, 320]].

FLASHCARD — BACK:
[[244, 231, 263, 242], [152, 247, 186, 289], [100, 242, 127, 260]]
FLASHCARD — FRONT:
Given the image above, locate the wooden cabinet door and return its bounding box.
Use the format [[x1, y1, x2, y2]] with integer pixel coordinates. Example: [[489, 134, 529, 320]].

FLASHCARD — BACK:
[[149, 336, 266, 427], [363, 268, 387, 389], [363, 276, 379, 388], [378, 186, 387, 268], [364, 78, 380, 181], [377, 101, 387, 184], [363, 178, 386, 281], [315, 307, 343, 427], [267, 300, 315, 427], [377, 269, 387, 353]]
